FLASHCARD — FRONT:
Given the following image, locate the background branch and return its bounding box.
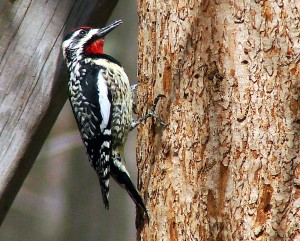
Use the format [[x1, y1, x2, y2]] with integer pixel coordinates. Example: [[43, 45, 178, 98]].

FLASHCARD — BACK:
[[0, 0, 118, 226]]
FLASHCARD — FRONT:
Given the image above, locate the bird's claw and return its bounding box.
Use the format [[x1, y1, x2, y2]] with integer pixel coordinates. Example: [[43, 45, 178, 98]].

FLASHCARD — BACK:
[[130, 94, 167, 130]]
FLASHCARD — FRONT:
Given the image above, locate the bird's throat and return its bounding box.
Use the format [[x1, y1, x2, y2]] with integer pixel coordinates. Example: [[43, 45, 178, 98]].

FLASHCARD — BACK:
[[85, 39, 104, 54]]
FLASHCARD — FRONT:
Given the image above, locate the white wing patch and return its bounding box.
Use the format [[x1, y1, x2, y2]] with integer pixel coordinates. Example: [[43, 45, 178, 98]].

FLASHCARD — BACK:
[[97, 72, 111, 132]]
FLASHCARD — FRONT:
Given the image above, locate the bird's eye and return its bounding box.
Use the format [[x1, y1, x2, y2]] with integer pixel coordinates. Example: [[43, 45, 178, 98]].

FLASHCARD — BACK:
[[79, 30, 87, 35]]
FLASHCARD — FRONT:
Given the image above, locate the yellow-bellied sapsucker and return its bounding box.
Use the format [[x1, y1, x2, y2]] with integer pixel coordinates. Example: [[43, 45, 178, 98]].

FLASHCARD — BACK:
[[62, 20, 166, 218]]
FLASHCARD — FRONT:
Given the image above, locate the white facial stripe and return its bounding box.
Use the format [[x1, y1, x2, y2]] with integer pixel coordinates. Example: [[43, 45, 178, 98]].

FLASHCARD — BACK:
[[62, 29, 99, 54], [62, 30, 81, 49], [97, 72, 111, 132], [62, 38, 72, 50], [62, 38, 73, 59]]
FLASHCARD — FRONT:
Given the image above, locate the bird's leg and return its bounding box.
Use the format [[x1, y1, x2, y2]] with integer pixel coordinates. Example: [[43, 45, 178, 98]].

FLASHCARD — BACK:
[[130, 84, 138, 92], [131, 94, 167, 130]]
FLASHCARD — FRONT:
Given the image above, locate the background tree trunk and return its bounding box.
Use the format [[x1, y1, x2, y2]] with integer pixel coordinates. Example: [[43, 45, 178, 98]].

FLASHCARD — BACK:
[[136, 0, 300, 240], [0, 0, 118, 226]]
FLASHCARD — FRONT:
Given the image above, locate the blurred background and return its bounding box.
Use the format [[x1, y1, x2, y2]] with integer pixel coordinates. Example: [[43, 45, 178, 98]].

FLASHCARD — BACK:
[[0, 1, 139, 240]]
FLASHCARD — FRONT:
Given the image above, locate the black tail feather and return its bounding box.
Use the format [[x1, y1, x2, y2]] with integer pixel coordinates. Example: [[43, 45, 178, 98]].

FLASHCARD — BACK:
[[99, 179, 110, 209], [110, 157, 149, 220]]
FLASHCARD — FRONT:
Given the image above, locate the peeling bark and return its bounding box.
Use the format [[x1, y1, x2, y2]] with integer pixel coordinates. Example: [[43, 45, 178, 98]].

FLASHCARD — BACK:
[[136, 0, 300, 240]]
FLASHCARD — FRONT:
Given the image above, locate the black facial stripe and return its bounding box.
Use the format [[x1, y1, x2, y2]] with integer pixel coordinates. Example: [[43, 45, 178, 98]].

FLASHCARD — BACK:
[[84, 34, 102, 49], [64, 28, 89, 42]]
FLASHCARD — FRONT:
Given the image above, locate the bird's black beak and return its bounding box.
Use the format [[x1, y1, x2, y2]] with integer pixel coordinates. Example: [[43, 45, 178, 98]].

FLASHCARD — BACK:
[[98, 20, 122, 37]]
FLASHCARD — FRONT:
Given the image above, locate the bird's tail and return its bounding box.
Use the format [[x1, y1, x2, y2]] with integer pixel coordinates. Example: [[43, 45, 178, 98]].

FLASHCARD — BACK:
[[99, 178, 110, 209], [84, 135, 111, 210], [110, 151, 149, 220]]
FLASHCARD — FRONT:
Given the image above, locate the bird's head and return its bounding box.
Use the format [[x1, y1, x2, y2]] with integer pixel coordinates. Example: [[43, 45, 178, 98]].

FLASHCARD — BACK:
[[62, 20, 122, 62]]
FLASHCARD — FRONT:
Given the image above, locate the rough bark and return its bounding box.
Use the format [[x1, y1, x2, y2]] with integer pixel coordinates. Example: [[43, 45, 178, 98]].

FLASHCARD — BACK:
[[136, 0, 300, 240], [0, 0, 118, 226]]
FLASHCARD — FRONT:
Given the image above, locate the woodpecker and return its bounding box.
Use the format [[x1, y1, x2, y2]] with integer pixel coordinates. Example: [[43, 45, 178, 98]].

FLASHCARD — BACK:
[[62, 20, 165, 218]]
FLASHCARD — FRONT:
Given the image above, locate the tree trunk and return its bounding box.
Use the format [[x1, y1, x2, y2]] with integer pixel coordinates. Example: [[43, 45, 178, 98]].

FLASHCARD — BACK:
[[0, 0, 118, 226], [136, 0, 300, 240]]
